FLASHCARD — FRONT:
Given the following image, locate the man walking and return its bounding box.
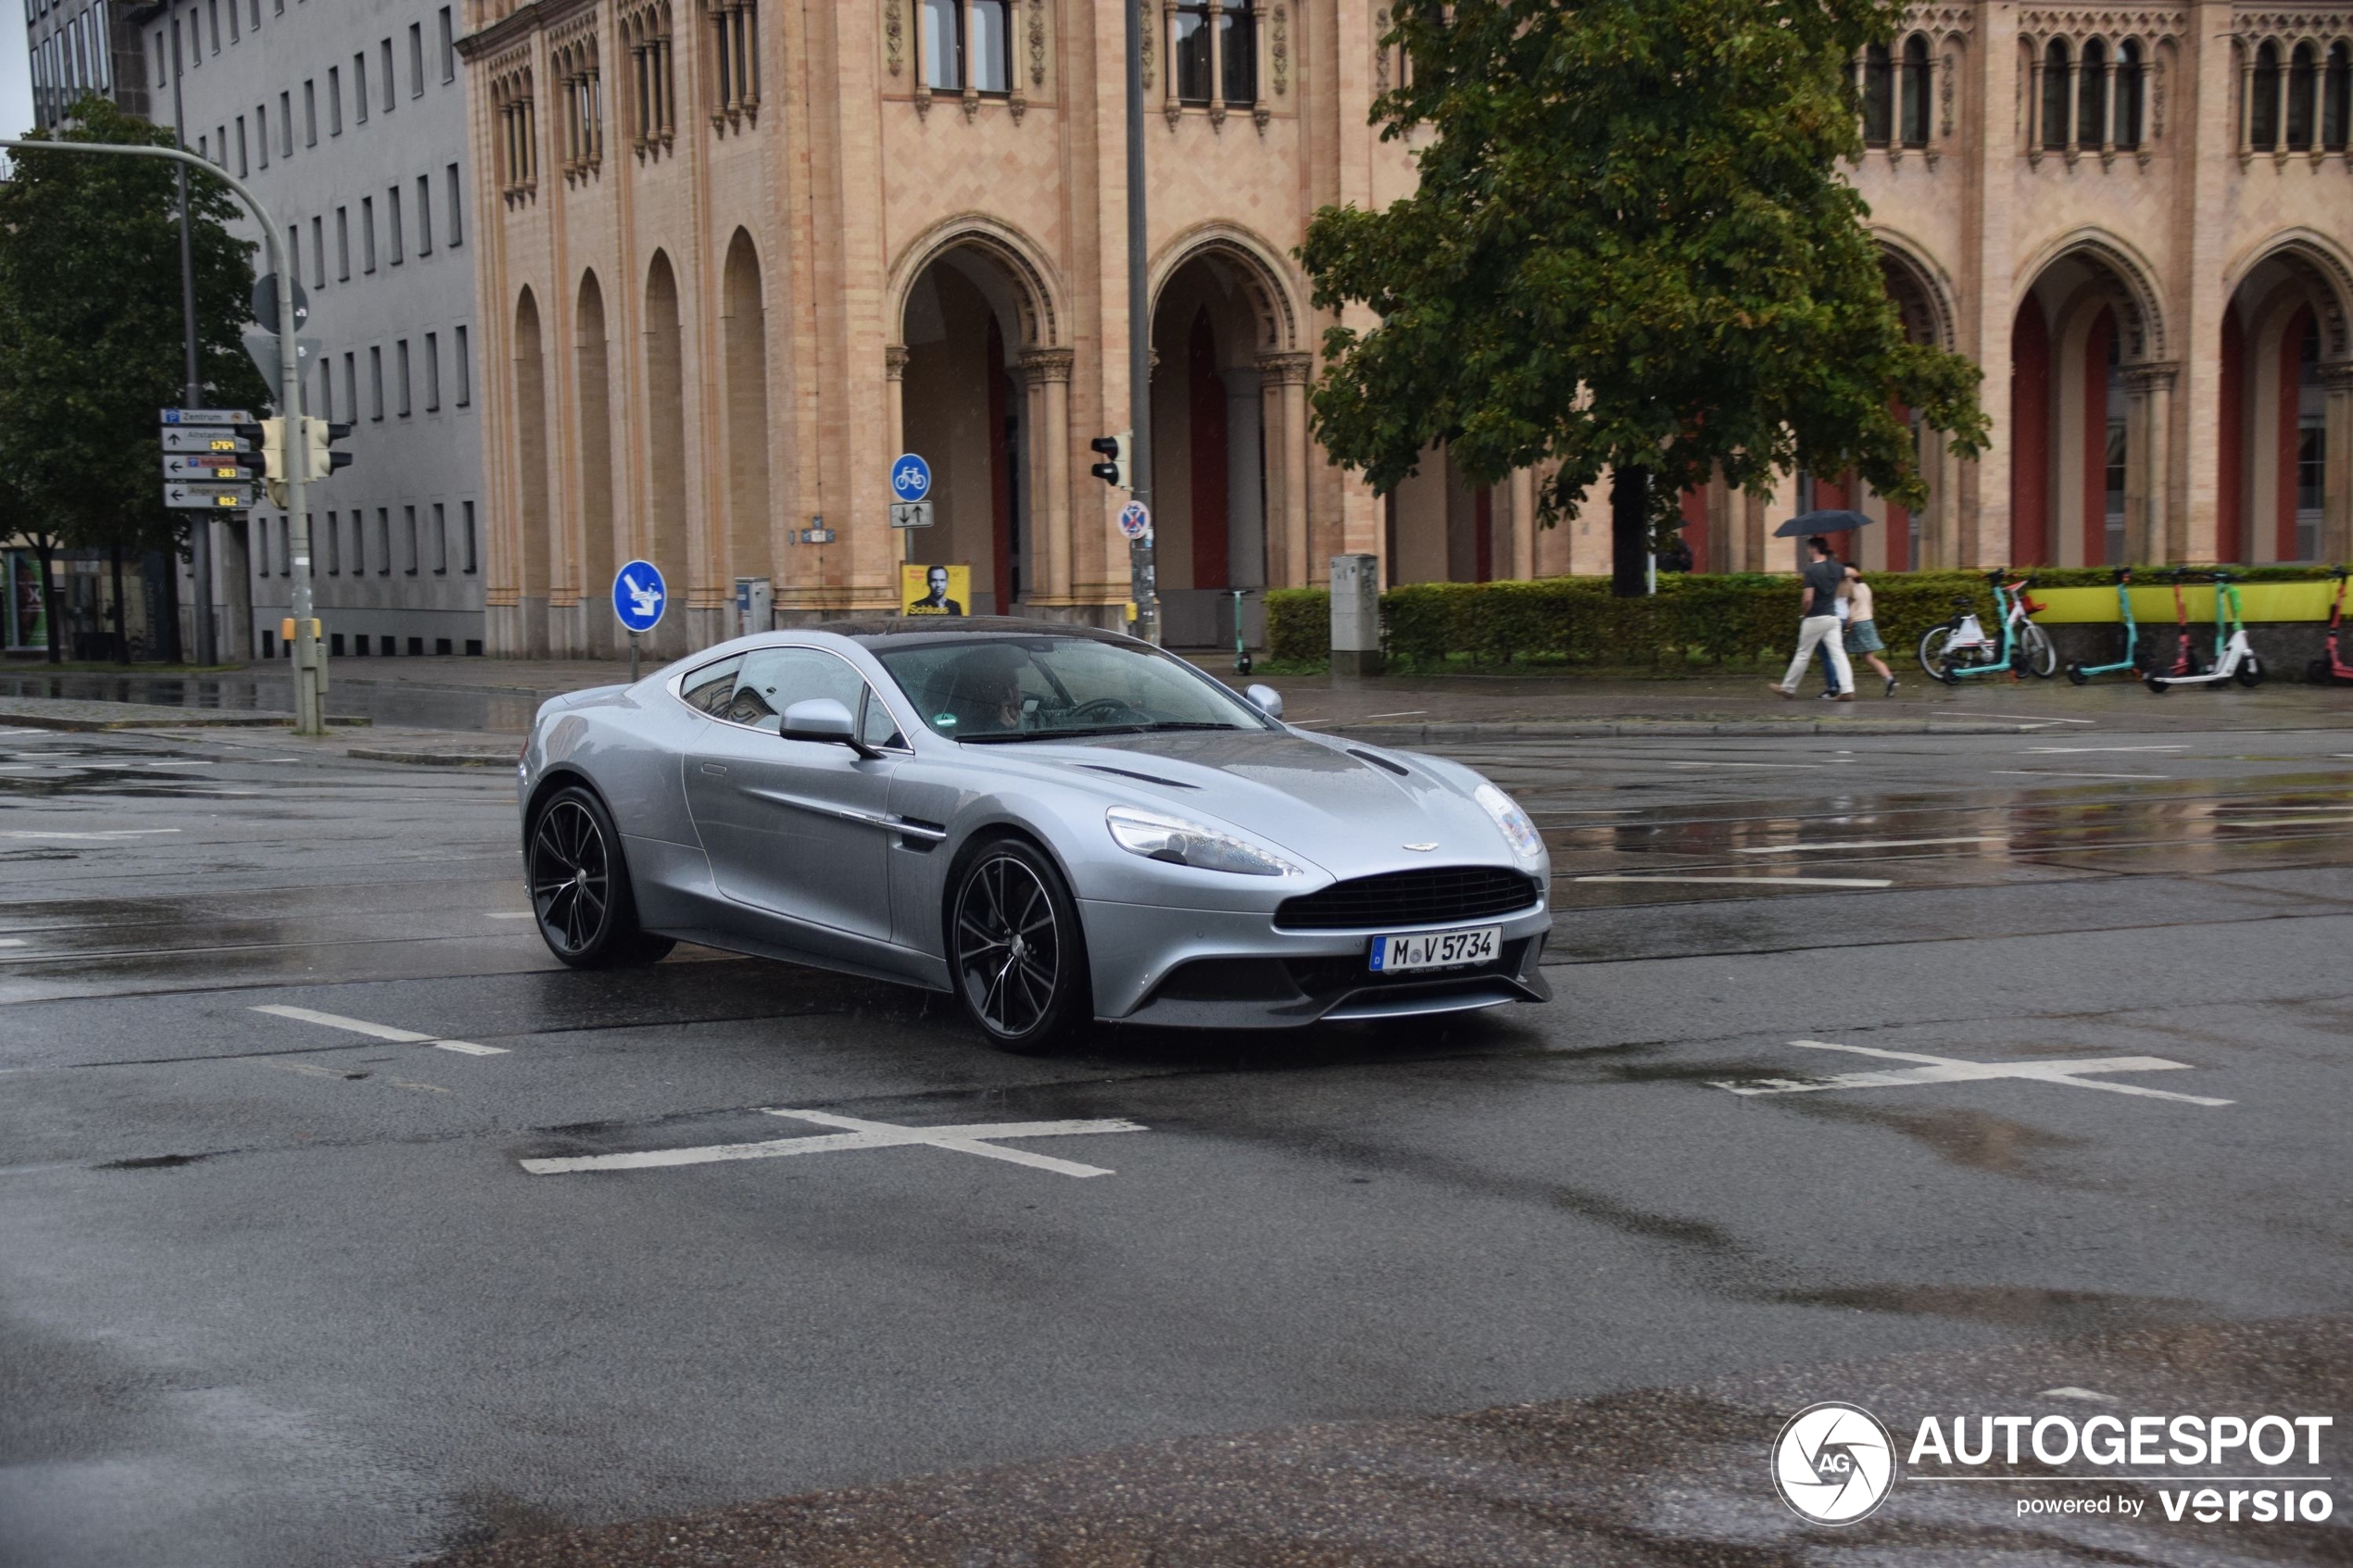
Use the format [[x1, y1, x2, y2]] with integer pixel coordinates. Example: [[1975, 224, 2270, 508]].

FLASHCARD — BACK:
[[1769, 535, 1856, 701]]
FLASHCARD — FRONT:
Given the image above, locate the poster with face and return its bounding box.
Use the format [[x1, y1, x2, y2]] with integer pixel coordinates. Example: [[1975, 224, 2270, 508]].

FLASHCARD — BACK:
[[901, 563, 969, 617]]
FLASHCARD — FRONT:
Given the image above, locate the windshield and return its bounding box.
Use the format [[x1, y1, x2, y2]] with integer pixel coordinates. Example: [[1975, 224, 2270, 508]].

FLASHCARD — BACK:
[[872, 637, 1272, 743]]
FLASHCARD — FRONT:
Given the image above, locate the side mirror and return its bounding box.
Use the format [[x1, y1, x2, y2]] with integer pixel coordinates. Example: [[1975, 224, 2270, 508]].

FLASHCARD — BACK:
[[780, 697, 879, 758], [1244, 684, 1284, 721]]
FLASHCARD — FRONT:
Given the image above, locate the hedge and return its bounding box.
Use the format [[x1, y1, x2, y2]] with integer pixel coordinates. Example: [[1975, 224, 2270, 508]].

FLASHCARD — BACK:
[[1264, 565, 2340, 670]]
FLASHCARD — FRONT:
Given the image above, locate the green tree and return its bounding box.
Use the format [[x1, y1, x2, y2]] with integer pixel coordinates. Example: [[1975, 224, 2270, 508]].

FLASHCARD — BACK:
[[0, 94, 269, 659], [1301, 0, 1990, 594]]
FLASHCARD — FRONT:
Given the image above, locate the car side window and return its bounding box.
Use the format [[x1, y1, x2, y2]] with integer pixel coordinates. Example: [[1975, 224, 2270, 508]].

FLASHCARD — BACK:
[[680, 655, 745, 715], [859, 688, 906, 751], [725, 647, 870, 734]]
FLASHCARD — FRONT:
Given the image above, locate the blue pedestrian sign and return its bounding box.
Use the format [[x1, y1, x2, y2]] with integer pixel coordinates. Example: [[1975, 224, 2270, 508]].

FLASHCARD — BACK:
[[612, 559, 667, 633], [890, 452, 932, 504]]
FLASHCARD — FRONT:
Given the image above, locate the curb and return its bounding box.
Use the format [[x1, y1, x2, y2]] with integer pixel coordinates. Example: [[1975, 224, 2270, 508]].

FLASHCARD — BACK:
[[1320, 719, 2054, 742], [346, 747, 513, 768], [0, 711, 290, 733]]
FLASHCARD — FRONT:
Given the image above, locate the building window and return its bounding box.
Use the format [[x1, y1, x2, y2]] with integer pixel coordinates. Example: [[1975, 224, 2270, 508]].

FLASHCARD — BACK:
[[2079, 38, 2107, 147], [455, 325, 471, 407], [287, 223, 302, 294], [446, 164, 464, 245], [235, 113, 248, 174], [342, 352, 357, 419], [920, 0, 962, 91], [1859, 43, 1893, 146], [560, 40, 605, 174], [329, 64, 342, 133], [497, 71, 538, 200], [626, 6, 676, 147], [280, 90, 293, 154], [409, 22, 424, 95], [403, 506, 419, 574], [424, 332, 440, 410], [396, 339, 411, 416], [2326, 44, 2351, 150], [257, 105, 271, 168], [2287, 43, 2317, 150], [367, 345, 384, 420], [970, 0, 1010, 94], [2250, 40, 2280, 150], [1899, 34, 1930, 146], [2296, 320, 2323, 560], [2118, 41, 2145, 148], [324, 510, 339, 574], [709, 1, 760, 121], [2041, 40, 2070, 149], [349, 509, 365, 574], [432, 503, 448, 573], [303, 79, 316, 144], [416, 176, 434, 253], [354, 51, 368, 123], [381, 39, 396, 112], [388, 187, 405, 263], [440, 7, 456, 82], [2103, 328, 2126, 566], [1174, 1, 1210, 103], [310, 214, 325, 287], [376, 509, 391, 575], [462, 500, 477, 572], [1222, 0, 1257, 105], [361, 196, 376, 272], [335, 207, 349, 280]]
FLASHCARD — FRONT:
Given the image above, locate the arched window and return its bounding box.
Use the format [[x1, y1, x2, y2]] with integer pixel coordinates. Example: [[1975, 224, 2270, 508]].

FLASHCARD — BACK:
[[1860, 44, 1893, 145], [2042, 40, 2071, 148], [2080, 37, 2108, 146], [1222, 0, 1257, 104], [2326, 43, 2351, 150], [970, 0, 1012, 93], [1175, 1, 1212, 103], [921, 0, 962, 92], [2295, 319, 2324, 559], [2251, 41, 2281, 149], [2286, 43, 2316, 148], [2118, 40, 2145, 146], [1900, 34, 1931, 146], [2102, 324, 2126, 565]]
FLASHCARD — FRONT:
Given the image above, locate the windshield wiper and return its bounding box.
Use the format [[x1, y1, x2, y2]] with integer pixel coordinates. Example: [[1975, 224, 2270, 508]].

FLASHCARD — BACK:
[[962, 724, 1149, 744]]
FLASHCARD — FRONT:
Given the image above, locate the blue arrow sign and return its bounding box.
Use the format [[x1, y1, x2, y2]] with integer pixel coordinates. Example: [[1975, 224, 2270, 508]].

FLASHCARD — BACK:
[[612, 559, 667, 633], [890, 452, 933, 504]]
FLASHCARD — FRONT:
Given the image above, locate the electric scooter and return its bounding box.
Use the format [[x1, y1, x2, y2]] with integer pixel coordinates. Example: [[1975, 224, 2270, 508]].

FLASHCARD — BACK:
[[2151, 568, 2206, 680], [2307, 568, 2353, 686], [2065, 566, 2140, 684], [2146, 570, 2265, 691], [1227, 586, 1255, 675]]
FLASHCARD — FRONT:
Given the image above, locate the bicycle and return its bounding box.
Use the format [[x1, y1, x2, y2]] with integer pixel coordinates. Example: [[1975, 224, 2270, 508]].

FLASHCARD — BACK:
[[1919, 571, 2055, 684]]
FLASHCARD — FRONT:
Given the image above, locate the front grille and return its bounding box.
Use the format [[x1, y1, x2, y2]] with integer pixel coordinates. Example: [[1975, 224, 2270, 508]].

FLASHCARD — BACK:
[[1274, 866, 1542, 932]]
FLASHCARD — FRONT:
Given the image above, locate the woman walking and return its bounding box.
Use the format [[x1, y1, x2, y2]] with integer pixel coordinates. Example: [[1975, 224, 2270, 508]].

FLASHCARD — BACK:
[[1843, 568, 1897, 697]]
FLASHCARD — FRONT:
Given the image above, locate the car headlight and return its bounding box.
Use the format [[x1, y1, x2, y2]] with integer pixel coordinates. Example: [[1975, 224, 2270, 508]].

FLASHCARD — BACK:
[[1475, 783, 1544, 860], [1105, 806, 1298, 877]]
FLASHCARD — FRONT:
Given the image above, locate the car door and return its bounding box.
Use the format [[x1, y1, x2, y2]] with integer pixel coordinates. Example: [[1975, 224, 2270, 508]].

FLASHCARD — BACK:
[[683, 646, 900, 942]]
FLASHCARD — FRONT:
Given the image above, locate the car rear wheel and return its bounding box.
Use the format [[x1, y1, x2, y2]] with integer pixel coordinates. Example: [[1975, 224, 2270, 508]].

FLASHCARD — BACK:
[[528, 785, 674, 969], [950, 838, 1090, 1053]]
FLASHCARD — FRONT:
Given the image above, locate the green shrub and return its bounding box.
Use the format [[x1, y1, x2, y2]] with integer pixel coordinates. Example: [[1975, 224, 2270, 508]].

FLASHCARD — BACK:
[[1265, 588, 1330, 663]]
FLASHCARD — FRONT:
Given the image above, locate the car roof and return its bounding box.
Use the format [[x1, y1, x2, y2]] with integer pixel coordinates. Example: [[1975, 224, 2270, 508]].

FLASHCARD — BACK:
[[813, 617, 1148, 651]]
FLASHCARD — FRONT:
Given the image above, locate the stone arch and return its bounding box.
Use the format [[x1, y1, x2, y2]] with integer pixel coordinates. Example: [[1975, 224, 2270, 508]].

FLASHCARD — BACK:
[[643, 249, 689, 653], [574, 269, 616, 655], [887, 214, 1065, 347], [1874, 232, 1959, 351], [513, 284, 553, 656], [2015, 228, 2169, 361], [2223, 230, 2353, 361], [1147, 222, 1304, 352], [720, 228, 773, 592]]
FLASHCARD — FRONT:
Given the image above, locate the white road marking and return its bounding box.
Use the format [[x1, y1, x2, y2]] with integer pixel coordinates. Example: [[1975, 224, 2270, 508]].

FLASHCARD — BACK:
[[2039, 1387, 2120, 1403], [0, 828, 183, 841], [521, 1107, 1147, 1177], [1990, 770, 2169, 781], [1950, 712, 2098, 724], [0, 938, 24, 947], [2023, 745, 2188, 754], [1660, 761, 1829, 770], [2212, 817, 2353, 828], [1732, 836, 2004, 855], [1711, 1039, 2231, 1106], [250, 1003, 509, 1056], [1364, 709, 1429, 719], [1573, 874, 1893, 889], [2213, 804, 2353, 814]]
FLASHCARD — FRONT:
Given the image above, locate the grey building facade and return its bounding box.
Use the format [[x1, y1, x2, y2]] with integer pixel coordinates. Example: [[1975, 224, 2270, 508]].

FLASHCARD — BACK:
[[141, 0, 485, 659], [23, 0, 149, 127]]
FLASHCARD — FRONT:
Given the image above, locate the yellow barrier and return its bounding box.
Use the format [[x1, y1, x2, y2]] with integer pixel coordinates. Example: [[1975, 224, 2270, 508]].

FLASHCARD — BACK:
[[2030, 582, 2336, 624]]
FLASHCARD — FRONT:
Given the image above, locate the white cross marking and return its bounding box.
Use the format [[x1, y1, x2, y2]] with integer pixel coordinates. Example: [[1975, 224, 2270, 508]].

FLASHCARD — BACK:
[[518, 1108, 1147, 1177], [1710, 1039, 2231, 1106], [252, 1003, 509, 1056]]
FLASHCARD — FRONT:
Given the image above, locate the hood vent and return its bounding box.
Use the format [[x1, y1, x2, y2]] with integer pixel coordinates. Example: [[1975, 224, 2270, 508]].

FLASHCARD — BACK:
[[1076, 762, 1200, 790], [1347, 747, 1413, 778]]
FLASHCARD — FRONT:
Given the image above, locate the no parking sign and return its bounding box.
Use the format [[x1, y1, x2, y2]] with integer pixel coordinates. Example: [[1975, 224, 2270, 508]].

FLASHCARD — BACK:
[[1117, 499, 1151, 540]]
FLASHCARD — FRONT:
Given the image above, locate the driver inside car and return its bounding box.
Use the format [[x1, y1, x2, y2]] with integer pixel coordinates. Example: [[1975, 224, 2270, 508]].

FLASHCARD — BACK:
[[944, 644, 1033, 735]]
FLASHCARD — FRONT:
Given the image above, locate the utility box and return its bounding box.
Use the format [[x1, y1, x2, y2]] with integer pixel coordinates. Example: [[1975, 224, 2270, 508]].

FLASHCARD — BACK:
[[734, 577, 773, 637], [1329, 554, 1384, 676]]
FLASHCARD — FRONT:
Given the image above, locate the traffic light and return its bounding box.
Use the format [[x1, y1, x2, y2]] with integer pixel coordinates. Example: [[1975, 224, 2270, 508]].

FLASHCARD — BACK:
[[1088, 431, 1130, 491], [303, 417, 354, 480], [229, 420, 287, 483]]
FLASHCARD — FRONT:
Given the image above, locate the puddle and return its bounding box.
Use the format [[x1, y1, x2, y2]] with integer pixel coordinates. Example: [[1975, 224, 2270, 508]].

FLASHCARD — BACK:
[[1765, 1284, 2208, 1331], [94, 1152, 212, 1171], [1784, 1102, 2092, 1182]]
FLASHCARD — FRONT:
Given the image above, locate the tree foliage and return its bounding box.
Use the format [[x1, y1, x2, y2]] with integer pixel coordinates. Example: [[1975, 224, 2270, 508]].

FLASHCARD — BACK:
[[1300, 0, 1990, 531], [0, 95, 270, 558]]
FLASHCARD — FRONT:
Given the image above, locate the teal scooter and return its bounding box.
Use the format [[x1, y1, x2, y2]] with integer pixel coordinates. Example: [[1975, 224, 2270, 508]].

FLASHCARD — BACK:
[[2064, 566, 2140, 684]]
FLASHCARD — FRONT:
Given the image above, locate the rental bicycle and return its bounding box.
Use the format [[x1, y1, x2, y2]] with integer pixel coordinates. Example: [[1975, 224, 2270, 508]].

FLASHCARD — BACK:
[[1919, 571, 2056, 684]]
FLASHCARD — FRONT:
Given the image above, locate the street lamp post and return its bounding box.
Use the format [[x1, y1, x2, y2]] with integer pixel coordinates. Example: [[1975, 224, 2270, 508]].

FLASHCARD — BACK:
[[165, 0, 215, 667], [1124, 0, 1159, 645], [1, 136, 324, 735]]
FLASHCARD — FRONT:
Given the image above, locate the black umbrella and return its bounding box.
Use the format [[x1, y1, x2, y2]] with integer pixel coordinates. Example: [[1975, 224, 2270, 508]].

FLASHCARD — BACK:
[[1773, 508, 1875, 538]]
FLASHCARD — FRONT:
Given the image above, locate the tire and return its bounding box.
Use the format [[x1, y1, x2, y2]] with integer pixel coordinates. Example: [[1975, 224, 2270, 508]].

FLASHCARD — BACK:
[[527, 785, 675, 969], [1236, 653, 1253, 675], [2065, 660, 2089, 685], [949, 836, 1092, 1053], [1918, 625, 1957, 682], [2145, 672, 2171, 693], [2019, 622, 2058, 678], [2308, 658, 2332, 685], [2235, 656, 2266, 689]]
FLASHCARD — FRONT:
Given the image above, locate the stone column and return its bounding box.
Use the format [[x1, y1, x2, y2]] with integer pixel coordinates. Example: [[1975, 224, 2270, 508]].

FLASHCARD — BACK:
[[1018, 347, 1075, 604], [1206, 0, 1226, 127], [1256, 351, 1313, 588], [2323, 362, 2353, 565], [2125, 361, 2178, 561], [884, 344, 909, 474], [2028, 47, 2045, 165], [1510, 468, 1537, 580], [2101, 53, 2119, 162]]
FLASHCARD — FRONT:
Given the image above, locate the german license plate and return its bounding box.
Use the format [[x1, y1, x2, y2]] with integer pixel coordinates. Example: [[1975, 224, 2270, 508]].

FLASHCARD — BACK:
[[1368, 924, 1500, 973]]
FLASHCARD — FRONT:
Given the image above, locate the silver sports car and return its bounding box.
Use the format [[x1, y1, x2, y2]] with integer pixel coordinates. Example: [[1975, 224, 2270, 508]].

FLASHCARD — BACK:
[[518, 620, 1552, 1050]]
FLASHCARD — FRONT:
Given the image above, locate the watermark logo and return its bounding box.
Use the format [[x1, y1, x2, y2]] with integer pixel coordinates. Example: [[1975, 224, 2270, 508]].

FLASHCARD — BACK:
[[1774, 1401, 1898, 1524]]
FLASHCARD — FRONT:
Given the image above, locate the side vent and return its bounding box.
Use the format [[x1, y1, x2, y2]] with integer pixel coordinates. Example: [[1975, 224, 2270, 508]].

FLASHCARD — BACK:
[[1347, 747, 1413, 778]]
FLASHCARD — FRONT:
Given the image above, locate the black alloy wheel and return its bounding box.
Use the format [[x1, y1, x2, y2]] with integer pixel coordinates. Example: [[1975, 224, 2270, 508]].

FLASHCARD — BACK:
[[528, 786, 673, 968], [950, 839, 1088, 1052]]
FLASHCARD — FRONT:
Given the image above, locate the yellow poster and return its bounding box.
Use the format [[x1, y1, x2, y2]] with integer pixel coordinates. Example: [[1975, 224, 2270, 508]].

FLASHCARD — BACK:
[[901, 563, 970, 616]]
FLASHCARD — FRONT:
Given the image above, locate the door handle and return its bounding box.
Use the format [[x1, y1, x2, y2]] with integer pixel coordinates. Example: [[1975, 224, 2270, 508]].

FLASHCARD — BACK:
[[699, 762, 728, 777]]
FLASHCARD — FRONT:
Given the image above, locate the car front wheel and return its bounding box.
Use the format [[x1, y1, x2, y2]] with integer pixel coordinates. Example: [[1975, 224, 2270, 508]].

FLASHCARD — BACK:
[[528, 785, 675, 968], [950, 837, 1091, 1053]]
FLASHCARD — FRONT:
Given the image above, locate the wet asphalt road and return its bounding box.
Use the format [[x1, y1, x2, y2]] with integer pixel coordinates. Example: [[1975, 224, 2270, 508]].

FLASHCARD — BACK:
[[1, 712, 2350, 1565]]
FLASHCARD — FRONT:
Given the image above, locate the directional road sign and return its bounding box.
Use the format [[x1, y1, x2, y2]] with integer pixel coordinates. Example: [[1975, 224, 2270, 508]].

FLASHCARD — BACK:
[[166, 482, 255, 509], [165, 454, 251, 482], [612, 559, 667, 633], [251, 273, 311, 335], [1117, 498, 1151, 540], [890, 452, 932, 504], [242, 330, 323, 389], [160, 408, 254, 425], [162, 428, 253, 453], [888, 501, 934, 530]]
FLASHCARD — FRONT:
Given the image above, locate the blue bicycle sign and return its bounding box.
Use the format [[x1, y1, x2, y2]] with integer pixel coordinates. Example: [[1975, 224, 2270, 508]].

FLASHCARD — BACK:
[[612, 559, 667, 633], [890, 452, 933, 504]]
